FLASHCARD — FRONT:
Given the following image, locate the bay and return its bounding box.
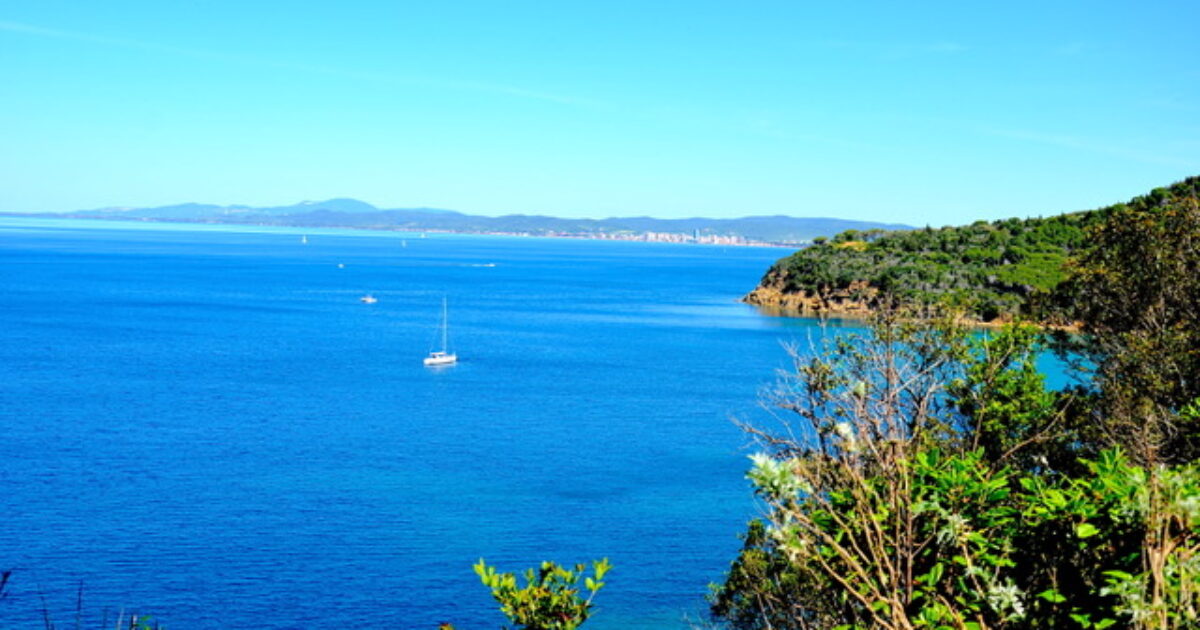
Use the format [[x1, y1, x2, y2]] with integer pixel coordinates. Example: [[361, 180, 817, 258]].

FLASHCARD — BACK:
[[0, 218, 836, 628]]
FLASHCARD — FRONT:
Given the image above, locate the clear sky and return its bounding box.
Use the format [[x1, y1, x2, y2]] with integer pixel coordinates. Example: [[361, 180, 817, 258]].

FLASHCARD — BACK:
[[2, 1, 1197, 225]]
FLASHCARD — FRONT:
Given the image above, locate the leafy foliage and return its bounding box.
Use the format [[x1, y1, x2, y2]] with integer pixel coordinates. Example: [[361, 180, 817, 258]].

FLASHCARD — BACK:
[[715, 306, 1200, 629], [948, 323, 1073, 469], [720, 316, 1071, 628], [751, 177, 1200, 323], [707, 519, 818, 629], [474, 558, 610, 630], [1052, 183, 1200, 464]]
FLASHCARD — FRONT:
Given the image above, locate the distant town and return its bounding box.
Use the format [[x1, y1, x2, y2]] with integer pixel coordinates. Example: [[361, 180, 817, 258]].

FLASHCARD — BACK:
[[423, 227, 792, 247], [6, 197, 912, 248]]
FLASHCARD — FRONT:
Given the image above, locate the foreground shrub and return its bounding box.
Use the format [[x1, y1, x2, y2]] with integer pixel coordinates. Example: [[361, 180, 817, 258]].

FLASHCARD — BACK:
[[714, 312, 1200, 629], [474, 558, 610, 630]]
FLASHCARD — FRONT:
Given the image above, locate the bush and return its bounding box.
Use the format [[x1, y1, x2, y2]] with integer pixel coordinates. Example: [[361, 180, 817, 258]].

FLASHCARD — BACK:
[[714, 310, 1200, 629], [474, 558, 610, 630]]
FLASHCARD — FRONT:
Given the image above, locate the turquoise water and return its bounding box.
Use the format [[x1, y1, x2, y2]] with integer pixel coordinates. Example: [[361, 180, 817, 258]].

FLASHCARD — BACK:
[[1, 218, 845, 628]]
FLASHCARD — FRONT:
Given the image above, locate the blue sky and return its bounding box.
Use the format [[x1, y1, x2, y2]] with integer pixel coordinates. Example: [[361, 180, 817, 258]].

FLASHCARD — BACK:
[[2, 1, 1198, 224]]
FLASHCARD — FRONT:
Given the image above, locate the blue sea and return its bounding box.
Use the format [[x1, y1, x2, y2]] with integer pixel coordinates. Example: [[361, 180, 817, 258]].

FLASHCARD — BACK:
[[1, 218, 856, 628]]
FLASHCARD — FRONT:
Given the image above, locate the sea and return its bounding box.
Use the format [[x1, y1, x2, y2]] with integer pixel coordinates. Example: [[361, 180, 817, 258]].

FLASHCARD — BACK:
[[1, 218, 849, 629]]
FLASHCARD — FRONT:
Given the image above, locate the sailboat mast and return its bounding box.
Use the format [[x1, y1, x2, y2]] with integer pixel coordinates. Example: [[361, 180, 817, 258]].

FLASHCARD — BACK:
[[442, 297, 449, 352]]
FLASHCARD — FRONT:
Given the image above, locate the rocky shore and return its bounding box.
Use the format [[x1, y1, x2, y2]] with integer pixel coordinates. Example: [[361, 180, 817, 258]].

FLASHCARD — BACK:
[[741, 281, 880, 318]]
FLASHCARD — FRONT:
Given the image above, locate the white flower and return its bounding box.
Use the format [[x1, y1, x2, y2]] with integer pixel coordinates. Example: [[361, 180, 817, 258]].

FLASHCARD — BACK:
[[986, 581, 1026, 620], [747, 454, 808, 501], [834, 421, 859, 452]]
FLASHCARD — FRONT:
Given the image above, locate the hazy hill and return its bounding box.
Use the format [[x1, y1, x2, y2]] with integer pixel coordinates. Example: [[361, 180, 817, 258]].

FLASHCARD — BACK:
[[73, 198, 458, 219], [46, 199, 910, 244]]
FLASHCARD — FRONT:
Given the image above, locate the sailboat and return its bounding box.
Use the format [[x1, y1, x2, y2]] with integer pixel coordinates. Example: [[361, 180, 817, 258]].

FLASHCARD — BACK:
[[301, 235, 309, 244], [423, 298, 457, 367]]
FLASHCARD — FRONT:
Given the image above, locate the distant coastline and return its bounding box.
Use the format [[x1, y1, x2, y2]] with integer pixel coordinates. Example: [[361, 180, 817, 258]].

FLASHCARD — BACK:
[[0, 197, 909, 248], [0, 213, 799, 248]]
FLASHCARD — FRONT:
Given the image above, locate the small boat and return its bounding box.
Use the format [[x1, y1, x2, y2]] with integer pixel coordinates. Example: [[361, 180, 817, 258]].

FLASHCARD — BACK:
[[424, 298, 457, 367], [301, 235, 309, 244], [360, 294, 378, 304]]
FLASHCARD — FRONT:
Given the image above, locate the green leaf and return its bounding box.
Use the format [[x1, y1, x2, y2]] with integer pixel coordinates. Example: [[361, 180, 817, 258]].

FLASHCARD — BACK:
[[1037, 589, 1067, 604], [927, 562, 944, 586], [1075, 522, 1100, 539]]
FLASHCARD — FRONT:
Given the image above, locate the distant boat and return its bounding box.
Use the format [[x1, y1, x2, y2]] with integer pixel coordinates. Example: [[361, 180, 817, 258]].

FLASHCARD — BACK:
[[424, 298, 457, 367], [301, 235, 309, 244], [360, 294, 378, 304]]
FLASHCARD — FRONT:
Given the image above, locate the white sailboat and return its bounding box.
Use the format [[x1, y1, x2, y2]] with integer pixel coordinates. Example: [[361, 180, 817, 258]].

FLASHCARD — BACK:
[[424, 298, 457, 367]]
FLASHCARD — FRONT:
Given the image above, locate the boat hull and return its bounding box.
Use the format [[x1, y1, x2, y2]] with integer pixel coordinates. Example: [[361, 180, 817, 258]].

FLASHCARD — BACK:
[[423, 352, 457, 367]]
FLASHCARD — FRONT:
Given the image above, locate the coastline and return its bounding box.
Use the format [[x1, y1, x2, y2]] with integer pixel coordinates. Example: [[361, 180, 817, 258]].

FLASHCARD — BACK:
[[0, 213, 799, 248], [742, 284, 1081, 332]]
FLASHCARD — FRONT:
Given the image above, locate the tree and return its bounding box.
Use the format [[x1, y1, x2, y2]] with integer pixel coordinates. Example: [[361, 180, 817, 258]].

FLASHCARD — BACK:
[[1055, 192, 1200, 464], [718, 312, 1052, 628], [714, 308, 1200, 629], [720, 178, 1200, 629]]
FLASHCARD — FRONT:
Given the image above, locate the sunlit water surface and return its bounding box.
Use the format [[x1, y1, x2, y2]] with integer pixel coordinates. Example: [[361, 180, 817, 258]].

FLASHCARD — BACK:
[[0, 218, 1068, 628]]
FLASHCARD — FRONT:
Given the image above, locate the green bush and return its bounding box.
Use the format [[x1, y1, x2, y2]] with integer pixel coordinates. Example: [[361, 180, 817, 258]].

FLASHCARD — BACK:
[[474, 558, 610, 630], [715, 310, 1200, 629]]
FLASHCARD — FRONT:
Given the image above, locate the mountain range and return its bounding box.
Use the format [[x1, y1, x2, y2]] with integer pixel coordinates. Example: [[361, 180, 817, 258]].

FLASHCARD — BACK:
[[37, 198, 911, 245]]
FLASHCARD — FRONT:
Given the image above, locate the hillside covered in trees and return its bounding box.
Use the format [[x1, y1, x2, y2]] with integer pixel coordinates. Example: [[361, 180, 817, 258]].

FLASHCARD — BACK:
[[710, 176, 1200, 629], [744, 177, 1200, 322]]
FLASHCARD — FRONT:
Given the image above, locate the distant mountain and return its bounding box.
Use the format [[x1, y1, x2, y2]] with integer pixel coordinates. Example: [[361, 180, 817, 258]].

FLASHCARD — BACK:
[[74, 202, 253, 219], [46, 198, 911, 244], [76, 198, 389, 218], [256, 198, 381, 215]]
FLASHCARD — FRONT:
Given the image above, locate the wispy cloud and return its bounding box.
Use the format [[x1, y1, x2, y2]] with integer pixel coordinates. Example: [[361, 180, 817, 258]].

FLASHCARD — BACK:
[[812, 38, 969, 57], [1, 19, 254, 64], [980, 125, 1200, 169], [923, 42, 967, 54], [1053, 42, 1088, 56], [0, 19, 600, 108], [1142, 97, 1198, 113]]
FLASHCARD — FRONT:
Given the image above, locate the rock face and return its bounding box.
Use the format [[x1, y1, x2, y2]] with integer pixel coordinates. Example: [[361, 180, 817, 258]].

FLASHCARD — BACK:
[[742, 274, 880, 318], [742, 274, 1055, 329]]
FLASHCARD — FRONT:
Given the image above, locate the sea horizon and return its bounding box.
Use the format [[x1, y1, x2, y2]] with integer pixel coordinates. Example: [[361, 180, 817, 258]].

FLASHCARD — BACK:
[[1, 217, 814, 628]]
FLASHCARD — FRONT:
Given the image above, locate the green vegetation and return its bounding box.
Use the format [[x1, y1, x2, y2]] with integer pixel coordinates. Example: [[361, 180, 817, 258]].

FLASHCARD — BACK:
[[473, 558, 610, 630], [711, 312, 1200, 629], [712, 177, 1200, 628], [750, 177, 1200, 322], [1052, 186, 1200, 464]]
